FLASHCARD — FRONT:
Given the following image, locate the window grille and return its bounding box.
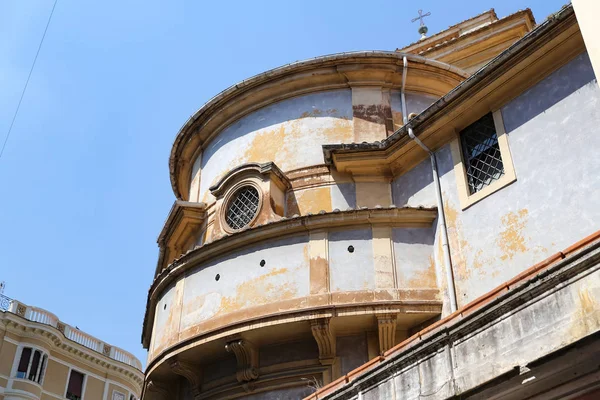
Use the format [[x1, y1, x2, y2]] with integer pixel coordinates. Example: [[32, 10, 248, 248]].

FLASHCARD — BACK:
[[460, 113, 505, 194], [225, 186, 260, 230]]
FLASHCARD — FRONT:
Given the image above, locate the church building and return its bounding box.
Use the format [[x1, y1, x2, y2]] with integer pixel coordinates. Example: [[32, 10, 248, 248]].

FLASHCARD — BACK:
[[142, 2, 600, 399]]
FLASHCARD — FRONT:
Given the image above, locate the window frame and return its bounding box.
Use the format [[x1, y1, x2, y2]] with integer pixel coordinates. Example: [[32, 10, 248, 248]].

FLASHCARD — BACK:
[[219, 180, 264, 234], [13, 345, 48, 384], [450, 110, 516, 210], [65, 368, 86, 400]]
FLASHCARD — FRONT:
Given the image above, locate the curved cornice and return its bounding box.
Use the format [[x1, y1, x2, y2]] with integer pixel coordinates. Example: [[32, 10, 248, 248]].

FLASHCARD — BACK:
[[169, 51, 469, 200], [2, 312, 144, 388], [209, 162, 291, 198]]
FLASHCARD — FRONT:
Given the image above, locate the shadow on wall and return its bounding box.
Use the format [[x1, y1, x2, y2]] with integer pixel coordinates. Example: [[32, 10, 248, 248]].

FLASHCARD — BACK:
[[502, 52, 596, 132], [391, 145, 454, 207]]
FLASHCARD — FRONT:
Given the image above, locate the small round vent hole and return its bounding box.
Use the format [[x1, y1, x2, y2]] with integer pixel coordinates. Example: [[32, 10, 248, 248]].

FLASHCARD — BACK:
[[260, 260, 266, 267], [215, 274, 221, 281], [348, 245, 355, 253], [163, 304, 167, 310]]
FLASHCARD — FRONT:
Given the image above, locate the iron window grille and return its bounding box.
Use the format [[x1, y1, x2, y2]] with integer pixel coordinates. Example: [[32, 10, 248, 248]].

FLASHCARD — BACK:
[[460, 113, 505, 194], [225, 186, 260, 230]]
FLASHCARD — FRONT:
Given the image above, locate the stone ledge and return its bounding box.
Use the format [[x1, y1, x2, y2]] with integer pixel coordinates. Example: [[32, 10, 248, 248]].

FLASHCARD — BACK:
[[145, 297, 442, 376], [142, 206, 437, 348]]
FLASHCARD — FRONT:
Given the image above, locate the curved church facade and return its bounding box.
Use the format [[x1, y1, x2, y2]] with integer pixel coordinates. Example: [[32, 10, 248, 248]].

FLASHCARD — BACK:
[[142, 5, 600, 400]]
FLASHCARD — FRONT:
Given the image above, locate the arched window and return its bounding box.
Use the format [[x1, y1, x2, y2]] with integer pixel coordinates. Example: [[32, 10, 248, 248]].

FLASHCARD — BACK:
[[15, 346, 47, 383]]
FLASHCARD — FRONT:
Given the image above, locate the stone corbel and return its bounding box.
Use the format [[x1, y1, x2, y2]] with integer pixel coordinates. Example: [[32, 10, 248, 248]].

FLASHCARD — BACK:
[[311, 318, 336, 365], [146, 380, 170, 400], [225, 339, 259, 382], [169, 359, 203, 398], [377, 314, 398, 354], [157, 200, 207, 270]]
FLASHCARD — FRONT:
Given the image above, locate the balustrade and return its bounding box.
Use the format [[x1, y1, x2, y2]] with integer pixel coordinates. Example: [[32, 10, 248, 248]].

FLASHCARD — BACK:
[[2, 298, 141, 370]]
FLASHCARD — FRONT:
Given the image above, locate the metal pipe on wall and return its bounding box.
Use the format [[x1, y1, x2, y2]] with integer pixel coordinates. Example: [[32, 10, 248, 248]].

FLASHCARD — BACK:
[[401, 56, 458, 313]]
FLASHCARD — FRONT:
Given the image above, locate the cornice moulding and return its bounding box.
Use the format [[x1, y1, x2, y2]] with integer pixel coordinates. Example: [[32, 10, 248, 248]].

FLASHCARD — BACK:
[[2, 313, 144, 387], [168, 52, 468, 200], [324, 6, 581, 178], [209, 162, 291, 198]]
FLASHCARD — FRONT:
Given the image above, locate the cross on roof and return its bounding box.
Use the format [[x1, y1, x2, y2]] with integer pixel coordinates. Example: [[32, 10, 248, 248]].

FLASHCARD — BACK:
[[411, 9, 431, 26]]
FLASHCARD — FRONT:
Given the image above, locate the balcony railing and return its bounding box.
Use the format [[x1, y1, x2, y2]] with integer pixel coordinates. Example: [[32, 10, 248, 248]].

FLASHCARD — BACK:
[[2, 297, 142, 370], [0, 294, 11, 312]]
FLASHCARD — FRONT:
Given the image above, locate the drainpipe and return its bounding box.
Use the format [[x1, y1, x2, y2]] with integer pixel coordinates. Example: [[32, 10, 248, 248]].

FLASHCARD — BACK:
[[401, 56, 458, 313]]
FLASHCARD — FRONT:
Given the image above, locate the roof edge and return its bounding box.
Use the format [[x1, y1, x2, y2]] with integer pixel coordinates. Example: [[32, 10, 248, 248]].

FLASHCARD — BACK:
[[322, 4, 574, 163], [168, 51, 469, 200]]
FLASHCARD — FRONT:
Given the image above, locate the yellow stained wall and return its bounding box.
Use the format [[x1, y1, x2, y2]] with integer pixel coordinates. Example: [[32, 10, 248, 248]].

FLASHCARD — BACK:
[[84, 375, 105, 400], [0, 340, 17, 376], [42, 358, 69, 396], [12, 380, 42, 397]]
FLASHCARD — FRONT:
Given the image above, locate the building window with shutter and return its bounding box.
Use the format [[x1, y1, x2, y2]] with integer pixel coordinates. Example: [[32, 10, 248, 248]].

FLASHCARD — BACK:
[[451, 110, 516, 209], [16, 347, 31, 379], [66, 370, 85, 400], [15, 347, 48, 384]]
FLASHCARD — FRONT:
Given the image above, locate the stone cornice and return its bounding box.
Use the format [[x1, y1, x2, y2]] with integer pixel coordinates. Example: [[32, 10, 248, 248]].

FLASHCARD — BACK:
[[1, 312, 144, 388], [323, 5, 581, 178], [146, 298, 441, 377], [169, 52, 468, 200], [209, 162, 291, 198], [399, 9, 534, 57], [398, 9, 499, 54], [157, 201, 207, 246], [141, 206, 437, 348]]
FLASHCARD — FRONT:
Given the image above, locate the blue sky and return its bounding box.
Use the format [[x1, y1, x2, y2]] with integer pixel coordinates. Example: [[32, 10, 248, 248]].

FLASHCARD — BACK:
[[0, 0, 568, 368]]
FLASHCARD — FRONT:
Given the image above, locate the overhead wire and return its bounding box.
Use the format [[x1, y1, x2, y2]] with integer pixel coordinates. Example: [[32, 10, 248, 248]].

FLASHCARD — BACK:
[[0, 0, 58, 160]]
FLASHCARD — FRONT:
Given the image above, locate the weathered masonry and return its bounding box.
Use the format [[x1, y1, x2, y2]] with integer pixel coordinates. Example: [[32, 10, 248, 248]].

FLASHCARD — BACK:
[[141, 3, 600, 400]]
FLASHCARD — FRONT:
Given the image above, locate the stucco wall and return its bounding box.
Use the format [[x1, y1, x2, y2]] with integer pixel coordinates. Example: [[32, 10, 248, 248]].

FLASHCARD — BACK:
[[150, 218, 440, 360], [84, 376, 104, 400], [390, 91, 438, 129], [321, 241, 600, 400], [198, 90, 354, 203], [392, 51, 600, 310], [0, 340, 17, 377], [193, 89, 440, 208], [181, 235, 310, 328], [329, 229, 374, 292], [337, 335, 369, 376], [259, 340, 318, 367], [42, 358, 69, 396], [393, 227, 437, 289]]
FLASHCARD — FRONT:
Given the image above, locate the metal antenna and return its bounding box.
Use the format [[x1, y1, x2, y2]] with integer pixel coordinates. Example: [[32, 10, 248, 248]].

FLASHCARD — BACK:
[[411, 9, 432, 40]]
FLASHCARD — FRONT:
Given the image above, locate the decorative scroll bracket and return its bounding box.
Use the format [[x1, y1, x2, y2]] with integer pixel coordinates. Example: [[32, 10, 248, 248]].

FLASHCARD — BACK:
[[146, 380, 170, 400], [169, 359, 203, 397], [311, 318, 336, 365], [225, 339, 259, 383], [377, 313, 398, 354]]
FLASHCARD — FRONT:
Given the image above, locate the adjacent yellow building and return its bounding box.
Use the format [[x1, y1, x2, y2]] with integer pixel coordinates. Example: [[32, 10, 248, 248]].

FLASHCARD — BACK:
[[0, 295, 143, 400]]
